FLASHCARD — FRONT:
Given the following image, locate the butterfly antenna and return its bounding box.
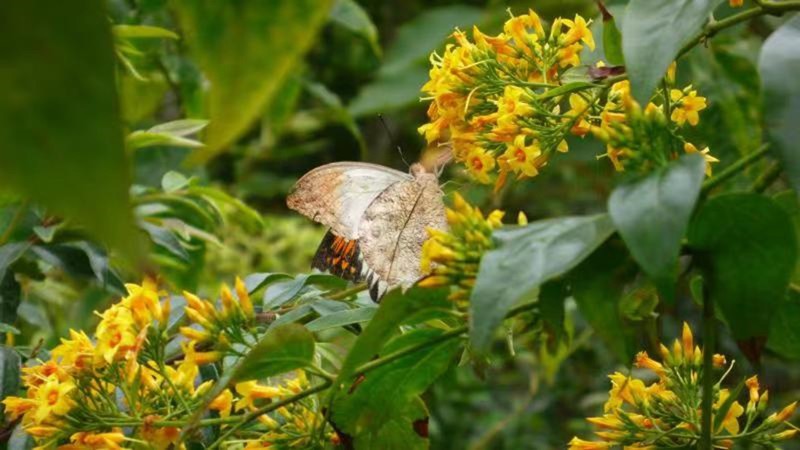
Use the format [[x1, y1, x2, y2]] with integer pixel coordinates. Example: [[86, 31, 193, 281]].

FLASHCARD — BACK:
[[378, 114, 410, 168]]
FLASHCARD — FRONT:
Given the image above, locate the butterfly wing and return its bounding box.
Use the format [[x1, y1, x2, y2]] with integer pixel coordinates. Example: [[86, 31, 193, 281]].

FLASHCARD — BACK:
[[357, 172, 447, 299], [287, 162, 412, 240]]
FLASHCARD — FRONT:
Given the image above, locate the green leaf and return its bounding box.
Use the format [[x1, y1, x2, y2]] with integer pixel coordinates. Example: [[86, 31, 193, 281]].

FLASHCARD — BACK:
[[0, 323, 19, 334], [0, 1, 140, 260], [470, 214, 615, 354], [187, 186, 264, 232], [161, 171, 190, 193], [0, 243, 30, 325], [622, 0, 722, 105], [351, 398, 430, 450], [332, 329, 456, 449], [232, 324, 315, 382], [759, 15, 800, 196], [332, 287, 451, 390], [113, 24, 179, 40], [330, 0, 381, 56], [602, 11, 624, 66], [688, 194, 796, 346], [244, 272, 294, 294], [306, 306, 378, 332], [768, 290, 800, 359], [172, 0, 332, 163], [608, 154, 705, 294], [0, 346, 21, 419], [348, 5, 483, 117], [139, 222, 190, 261], [569, 238, 638, 361]]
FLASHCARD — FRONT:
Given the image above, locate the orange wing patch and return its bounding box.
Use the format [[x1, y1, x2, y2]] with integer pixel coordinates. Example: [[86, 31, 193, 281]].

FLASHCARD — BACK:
[[312, 231, 363, 282]]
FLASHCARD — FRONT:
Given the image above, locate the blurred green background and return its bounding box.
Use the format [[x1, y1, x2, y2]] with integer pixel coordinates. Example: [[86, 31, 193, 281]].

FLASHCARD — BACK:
[[2, 0, 798, 448]]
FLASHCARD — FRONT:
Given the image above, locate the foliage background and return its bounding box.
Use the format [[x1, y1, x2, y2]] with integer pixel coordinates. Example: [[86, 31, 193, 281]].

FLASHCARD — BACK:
[[1, 0, 800, 448]]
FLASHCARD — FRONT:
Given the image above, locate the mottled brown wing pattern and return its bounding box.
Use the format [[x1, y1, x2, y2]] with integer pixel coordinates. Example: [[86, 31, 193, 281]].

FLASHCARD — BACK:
[[311, 231, 363, 282], [358, 171, 447, 298]]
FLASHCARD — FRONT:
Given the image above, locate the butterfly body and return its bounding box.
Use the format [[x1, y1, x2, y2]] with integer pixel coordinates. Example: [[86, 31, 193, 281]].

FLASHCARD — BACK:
[[287, 162, 446, 300]]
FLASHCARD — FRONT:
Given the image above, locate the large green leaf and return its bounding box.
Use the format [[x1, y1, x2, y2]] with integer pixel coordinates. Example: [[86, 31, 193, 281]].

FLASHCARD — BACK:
[[331, 287, 451, 393], [173, 0, 332, 163], [601, 6, 624, 66], [0, 1, 140, 259], [332, 329, 458, 448], [232, 323, 315, 382], [469, 215, 615, 354], [330, 0, 380, 56], [0, 243, 29, 325], [0, 346, 21, 419], [348, 398, 430, 450], [759, 15, 800, 196], [622, 0, 722, 105], [608, 154, 705, 295], [768, 290, 800, 360], [688, 194, 796, 353], [569, 238, 638, 361]]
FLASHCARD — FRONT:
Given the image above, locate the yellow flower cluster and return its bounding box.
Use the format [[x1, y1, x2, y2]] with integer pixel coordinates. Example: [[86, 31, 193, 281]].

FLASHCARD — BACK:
[[418, 9, 595, 188], [591, 72, 717, 175], [419, 8, 719, 184], [419, 193, 525, 304], [1, 278, 334, 449], [569, 323, 798, 449]]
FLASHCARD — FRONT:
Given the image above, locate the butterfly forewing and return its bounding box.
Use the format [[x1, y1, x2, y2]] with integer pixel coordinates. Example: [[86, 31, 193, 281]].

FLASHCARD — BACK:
[[286, 162, 411, 240]]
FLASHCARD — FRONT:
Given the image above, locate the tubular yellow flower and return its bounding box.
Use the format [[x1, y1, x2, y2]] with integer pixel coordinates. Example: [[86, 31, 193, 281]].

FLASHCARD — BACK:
[[62, 429, 126, 450], [681, 322, 694, 361], [568, 437, 612, 449], [31, 376, 75, 424], [465, 147, 496, 183], [235, 381, 283, 411], [419, 193, 504, 304], [715, 389, 744, 434], [670, 89, 707, 126], [634, 351, 665, 377], [684, 142, 719, 176], [235, 276, 255, 318], [503, 135, 543, 177], [730, 0, 744, 6], [713, 353, 727, 368]]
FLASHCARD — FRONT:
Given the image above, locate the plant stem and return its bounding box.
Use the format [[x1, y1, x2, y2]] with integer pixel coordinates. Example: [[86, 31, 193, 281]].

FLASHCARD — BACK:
[[751, 161, 783, 193], [701, 144, 770, 194], [326, 283, 367, 301], [207, 381, 332, 450], [700, 285, 716, 449], [678, 1, 800, 59]]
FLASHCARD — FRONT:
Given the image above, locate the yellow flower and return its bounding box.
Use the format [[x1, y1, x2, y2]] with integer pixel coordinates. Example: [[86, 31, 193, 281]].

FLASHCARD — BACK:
[[568, 93, 592, 136], [60, 429, 126, 449], [209, 389, 234, 419], [746, 375, 760, 405], [684, 142, 719, 176], [140, 417, 180, 450], [465, 147, 496, 183], [730, 0, 744, 6], [503, 135, 543, 177], [52, 330, 95, 373], [681, 322, 694, 361], [670, 89, 707, 126], [715, 389, 744, 434], [605, 372, 647, 412], [568, 437, 612, 449], [495, 85, 533, 120], [235, 276, 255, 319], [557, 42, 583, 68], [235, 381, 283, 411], [122, 277, 163, 328], [563, 15, 595, 51], [634, 351, 665, 377], [2, 396, 36, 421], [95, 304, 138, 364], [31, 375, 75, 424], [713, 353, 727, 368]]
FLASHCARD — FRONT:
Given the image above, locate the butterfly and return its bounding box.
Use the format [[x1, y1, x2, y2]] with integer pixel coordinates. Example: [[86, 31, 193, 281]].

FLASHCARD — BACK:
[[287, 162, 447, 301]]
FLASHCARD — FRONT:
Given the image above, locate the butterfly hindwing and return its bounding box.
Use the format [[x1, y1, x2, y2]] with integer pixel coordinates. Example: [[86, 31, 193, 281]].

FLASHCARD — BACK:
[[312, 230, 386, 301]]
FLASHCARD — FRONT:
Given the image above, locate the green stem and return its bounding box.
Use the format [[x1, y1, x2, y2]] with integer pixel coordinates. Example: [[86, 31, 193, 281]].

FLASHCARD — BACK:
[[678, 1, 800, 59], [326, 283, 367, 301], [701, 144, 770, 194], [700, 285, 716, 449], [207, 381, 332, 450], [751, 161, 783, 193]]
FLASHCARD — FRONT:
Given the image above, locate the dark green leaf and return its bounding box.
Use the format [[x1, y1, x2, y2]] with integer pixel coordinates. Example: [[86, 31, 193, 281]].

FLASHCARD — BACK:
[[0, 346, 21, 419], [139, 222, 190, 261], [172, 0, 332, 163], [332, 329, 457, 448], [0, 1, 140, 260], [333, 287, 451, 390], [69, 242, 126, 295], [244, 272, 293, 294], [622, 0, 722, 105], [570, 238, 638, 361], [263, 274, 314, 309], [350, 398, 430, 450], [330, 0, 381, 56], [348, 67, 428, 118], [768, 290, 800, 359], [306, 306, 378, 332], [232, 324, 315, 382], [188, 186, 264, 232], [759, 15, 800, 196], [688, 194, 796, 343], [608, 154, 705, 293], [603, 13, 624, 66], [470, 214, 615, 354]]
